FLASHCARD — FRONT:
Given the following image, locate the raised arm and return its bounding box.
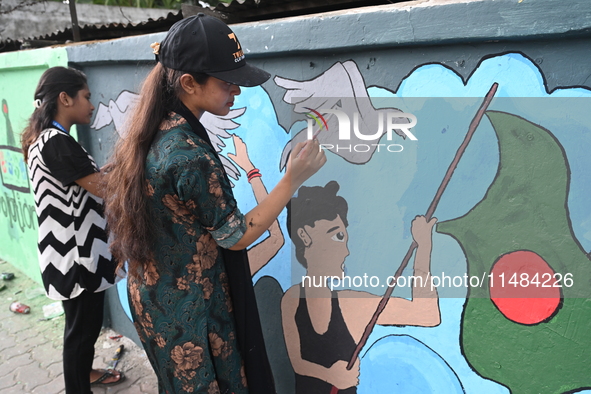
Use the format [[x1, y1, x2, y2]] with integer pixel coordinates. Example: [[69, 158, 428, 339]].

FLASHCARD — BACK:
[[339, 215, 440, 343], [227, 135, 285, 275], [229, 139, 325, 251]]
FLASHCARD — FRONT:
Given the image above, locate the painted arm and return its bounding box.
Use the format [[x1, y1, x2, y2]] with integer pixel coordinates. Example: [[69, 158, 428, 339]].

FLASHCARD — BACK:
[[281, 287, 360, 390], [340, 216, 440, 342], [227, 135, 285, 275], [228, 138, 325, 251], [378, 215, 441, 326]]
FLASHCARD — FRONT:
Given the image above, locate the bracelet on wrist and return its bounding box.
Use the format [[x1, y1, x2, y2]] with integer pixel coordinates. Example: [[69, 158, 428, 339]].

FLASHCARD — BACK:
[[247, 168, 262, 182]]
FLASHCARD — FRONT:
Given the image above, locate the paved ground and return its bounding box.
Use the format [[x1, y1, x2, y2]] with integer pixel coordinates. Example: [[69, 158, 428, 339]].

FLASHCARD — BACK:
[[0, 259, 159, 393]]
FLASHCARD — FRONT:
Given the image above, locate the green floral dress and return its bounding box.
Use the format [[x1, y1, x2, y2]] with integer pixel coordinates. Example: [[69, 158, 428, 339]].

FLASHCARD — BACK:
[[128, 113, 248, 394]]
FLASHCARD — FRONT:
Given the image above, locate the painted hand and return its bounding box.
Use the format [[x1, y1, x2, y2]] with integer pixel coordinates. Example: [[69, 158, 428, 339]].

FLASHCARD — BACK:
[[326, 359, 360, 390], [411, 215, 437, 246], [287, 139, 327, 188], [227, 135, 254, 172]]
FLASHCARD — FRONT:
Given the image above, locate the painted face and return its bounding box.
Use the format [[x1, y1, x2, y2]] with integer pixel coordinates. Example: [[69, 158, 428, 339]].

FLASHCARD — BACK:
[[69, 86, 95, 125], [302, 215, 350, 276], [195, 77, 241, 117]]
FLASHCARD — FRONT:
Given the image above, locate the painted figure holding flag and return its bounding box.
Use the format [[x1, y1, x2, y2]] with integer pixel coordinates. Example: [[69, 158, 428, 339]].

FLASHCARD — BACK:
[[282, 181, 440, 393]]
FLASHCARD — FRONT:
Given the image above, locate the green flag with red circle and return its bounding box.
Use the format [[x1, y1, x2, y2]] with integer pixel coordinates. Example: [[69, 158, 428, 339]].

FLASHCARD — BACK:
[[437, 111, 591, 394]]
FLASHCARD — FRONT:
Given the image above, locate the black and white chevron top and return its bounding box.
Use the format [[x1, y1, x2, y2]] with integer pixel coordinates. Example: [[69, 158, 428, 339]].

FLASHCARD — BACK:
[[27, 128, 119, 300]]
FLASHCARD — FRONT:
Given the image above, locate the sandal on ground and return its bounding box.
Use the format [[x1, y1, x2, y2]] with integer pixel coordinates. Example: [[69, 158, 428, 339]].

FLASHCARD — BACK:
[[90, 369, 126, 386]]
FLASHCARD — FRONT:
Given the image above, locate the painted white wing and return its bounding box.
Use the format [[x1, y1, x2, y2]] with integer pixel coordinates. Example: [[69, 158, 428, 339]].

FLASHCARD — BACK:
[[201, 107, 247, 183], [110, 91, 140, 135], [90, 102, 113, 130], [274, 61, 354, 113], [276, 61, 408, 168], [201, 107, 246, 152], [91, 90, 247, 185], [114, 91, 140, 113], [90, 90, 139, 138]]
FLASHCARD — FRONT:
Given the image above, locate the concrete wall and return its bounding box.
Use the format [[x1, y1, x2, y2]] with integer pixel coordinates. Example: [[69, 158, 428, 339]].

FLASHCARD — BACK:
[[3, 0, 591, 392], [0, 48, 68, 283]]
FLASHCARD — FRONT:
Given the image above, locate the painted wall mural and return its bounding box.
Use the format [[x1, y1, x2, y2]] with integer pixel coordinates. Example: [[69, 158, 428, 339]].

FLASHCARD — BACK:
[[0, 99, 35, 239], [95, 52, 591, 394], [0, 50, 68, 282]]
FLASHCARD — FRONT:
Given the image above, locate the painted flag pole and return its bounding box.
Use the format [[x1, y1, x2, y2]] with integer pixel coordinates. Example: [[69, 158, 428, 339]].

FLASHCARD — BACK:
[[329, 82, 498, 394]]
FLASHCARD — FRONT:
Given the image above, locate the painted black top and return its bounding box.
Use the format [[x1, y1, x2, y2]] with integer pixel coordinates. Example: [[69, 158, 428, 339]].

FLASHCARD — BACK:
[[294, 287, 357, 394]]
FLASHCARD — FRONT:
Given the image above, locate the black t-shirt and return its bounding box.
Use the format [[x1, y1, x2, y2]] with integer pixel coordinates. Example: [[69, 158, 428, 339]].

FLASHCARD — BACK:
[[40, 132, 97, 186]]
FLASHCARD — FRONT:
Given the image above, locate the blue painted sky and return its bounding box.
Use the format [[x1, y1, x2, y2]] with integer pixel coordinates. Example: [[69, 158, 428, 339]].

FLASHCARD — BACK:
[[224, 53, 591, 394]]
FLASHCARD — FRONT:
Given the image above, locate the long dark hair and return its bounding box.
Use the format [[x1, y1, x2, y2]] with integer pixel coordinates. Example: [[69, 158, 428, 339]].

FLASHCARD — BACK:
[[104, 63, 208, 278], [21, 67, 87, 162]]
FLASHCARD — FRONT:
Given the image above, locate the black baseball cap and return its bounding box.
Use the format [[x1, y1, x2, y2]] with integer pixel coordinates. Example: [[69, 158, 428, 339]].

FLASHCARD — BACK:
[[158, 14, 270, 87]]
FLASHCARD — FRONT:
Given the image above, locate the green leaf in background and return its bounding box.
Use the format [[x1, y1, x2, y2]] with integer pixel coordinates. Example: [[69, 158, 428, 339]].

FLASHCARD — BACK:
[[437, 111, 591, 394]]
